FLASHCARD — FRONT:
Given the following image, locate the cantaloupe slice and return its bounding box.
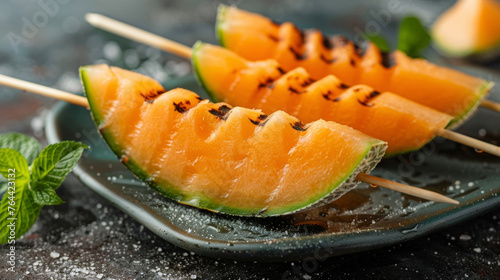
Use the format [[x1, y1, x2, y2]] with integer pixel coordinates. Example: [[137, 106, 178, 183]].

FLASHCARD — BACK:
[[192, 42, 453, 156], [216, 5, 493, 127], [432, 0, 500, 60], [80, 64, 387, 216]]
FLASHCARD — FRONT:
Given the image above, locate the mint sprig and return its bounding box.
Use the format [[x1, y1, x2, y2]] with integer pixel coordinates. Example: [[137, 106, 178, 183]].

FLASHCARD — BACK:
[[0, 133, 87, 244], [397, 16, 431, 58], [364, 34, 391, 53], [365, 15, 431, 59]]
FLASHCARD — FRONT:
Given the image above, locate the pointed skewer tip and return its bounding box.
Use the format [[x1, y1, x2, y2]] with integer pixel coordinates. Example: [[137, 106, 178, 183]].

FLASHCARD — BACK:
[[85, 13, 102, 26]]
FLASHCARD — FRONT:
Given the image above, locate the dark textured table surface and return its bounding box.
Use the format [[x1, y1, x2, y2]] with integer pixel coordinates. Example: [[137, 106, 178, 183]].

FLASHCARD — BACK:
[[0, 0, 499, 279]]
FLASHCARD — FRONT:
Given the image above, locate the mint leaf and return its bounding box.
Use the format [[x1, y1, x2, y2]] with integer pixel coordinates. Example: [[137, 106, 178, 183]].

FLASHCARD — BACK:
[[365, 34, 391, 53], [0, 133, 42, 195], [0, 133, 42, 165], [397, 16, 431, 58], [30, 141, 88, 190], [0, 149, 41, 244], [31, 183, 64, 206], [0, 136, 87, 244]]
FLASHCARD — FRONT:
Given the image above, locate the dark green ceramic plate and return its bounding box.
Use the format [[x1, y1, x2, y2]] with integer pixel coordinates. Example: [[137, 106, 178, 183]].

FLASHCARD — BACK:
[[46, 64, 500, 261]]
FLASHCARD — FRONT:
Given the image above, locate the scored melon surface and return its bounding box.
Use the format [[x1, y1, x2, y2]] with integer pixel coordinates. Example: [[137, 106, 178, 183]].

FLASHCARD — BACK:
[[192, 42, 453, 156], [80, 65, 387, 216], [216, 5, 493, 127]]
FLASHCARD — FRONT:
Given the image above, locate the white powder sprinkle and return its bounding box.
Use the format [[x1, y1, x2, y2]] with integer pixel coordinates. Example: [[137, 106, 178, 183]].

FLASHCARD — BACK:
[[460, 234, 471, 241]]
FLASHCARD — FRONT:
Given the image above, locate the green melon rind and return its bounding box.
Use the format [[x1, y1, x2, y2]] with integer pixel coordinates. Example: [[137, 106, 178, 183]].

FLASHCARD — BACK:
[[286, 141, 387, 215], [82, 65, 387, 217], [215, 4, 229, 49], [448, 80, 494, 129]]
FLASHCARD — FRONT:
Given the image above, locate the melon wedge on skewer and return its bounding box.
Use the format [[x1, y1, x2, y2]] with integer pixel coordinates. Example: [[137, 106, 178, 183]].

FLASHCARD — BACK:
[[215, 5, 494, 127], [0, 67, 460, 216], [192, 42, 453, 156], [83, 13, 500, 158], [81, 65, 389, 216]]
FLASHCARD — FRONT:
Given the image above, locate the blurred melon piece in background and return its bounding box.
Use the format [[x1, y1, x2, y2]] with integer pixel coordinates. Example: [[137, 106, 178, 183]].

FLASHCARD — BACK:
[[432, 0, 500, 61]]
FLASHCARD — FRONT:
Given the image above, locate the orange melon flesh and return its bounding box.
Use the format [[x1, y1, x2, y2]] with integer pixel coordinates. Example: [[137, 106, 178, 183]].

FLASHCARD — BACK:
[[193, 43, 453, 156], [432, 0, 500, 59], [216, 5, 493, 127], [80, 64, 387, 216]]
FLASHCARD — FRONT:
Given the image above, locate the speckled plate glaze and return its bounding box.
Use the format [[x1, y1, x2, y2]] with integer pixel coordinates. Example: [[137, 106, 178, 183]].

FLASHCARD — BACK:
[[46, 62, 500, 261]]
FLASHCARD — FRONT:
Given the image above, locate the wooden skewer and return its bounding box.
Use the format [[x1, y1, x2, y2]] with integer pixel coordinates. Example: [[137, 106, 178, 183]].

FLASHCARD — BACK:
[[436, 129, 500, 156], [357, 173, 458, 205], [0, 74, 459, 205], [481, 99, 500, 114], [86, 13, 500, 158], [0, 74, 88, 108], [85, 13, 192, 59]]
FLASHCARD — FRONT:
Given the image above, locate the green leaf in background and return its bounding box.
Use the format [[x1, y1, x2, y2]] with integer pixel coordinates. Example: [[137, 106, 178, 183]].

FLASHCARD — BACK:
[[365, 34, 391, 53], [31, 183, 65, 206], [0, 149, 41, 244], [0, 133, 42, 165], [30, 141, 88, 190], [397, 16, 431, 58]]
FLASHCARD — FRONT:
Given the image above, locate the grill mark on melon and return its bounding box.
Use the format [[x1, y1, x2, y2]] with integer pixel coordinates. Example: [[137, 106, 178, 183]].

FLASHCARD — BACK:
[[289, 47, 307, 60], [320, 54, 336, 64], [357, 90, 381, 107], [140, 89, 166, 101], [209, 104, 232, 120], [322, 90, 341, 102], [248, 118, 260, 125], [291, 23, 305, 45], [173, 101, 188, 113], [339, 83, 350, 89], [300, 77, 315, 87], [268, 34, 279, 42], [289, 86, 306, 94], [381, 52, 396, 68], [354, 42, 368, 57], [291, 121, 308, 131], [258, 77, 276, 89], [321, 34, 334, 50]]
